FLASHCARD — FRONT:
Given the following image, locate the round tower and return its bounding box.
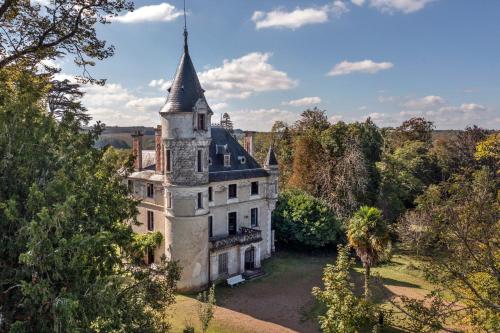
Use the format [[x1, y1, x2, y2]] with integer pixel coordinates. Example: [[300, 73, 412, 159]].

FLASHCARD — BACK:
[[160, 22, 213, 291]]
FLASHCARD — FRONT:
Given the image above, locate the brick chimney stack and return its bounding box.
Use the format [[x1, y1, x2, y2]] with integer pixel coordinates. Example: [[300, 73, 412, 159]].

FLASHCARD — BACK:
[[243, 131, 255, 156], [155, 125, 164, 173], [131, 130, 143, 171]]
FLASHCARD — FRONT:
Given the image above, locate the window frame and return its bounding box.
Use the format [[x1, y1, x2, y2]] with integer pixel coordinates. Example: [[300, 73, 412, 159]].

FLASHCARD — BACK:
[[197, 149, 203, 172], [251, 207, 258, 227], [165, 149, 172, 172], [147, 210, 154, 231], [166, 191, 172, 208], [228, 184, 237, 199], [218, 252, 228, 275], [228, 211, 237, 235], [251, 181, 259, 196], [146, 183, 154, 198], [198, 113, 206, 130], [223, 154, 231, 167], [208, 216, 213, 238], [197, 192, 203, 209]]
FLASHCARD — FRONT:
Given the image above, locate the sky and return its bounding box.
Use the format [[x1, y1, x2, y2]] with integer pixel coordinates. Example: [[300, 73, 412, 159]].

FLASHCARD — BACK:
[[58, 0, 500, 131]]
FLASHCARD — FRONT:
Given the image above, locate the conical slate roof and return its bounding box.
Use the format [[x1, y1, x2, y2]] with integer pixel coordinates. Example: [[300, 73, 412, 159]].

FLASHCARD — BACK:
[[160, 33, 210, 114], [265, 146, 279, 166]]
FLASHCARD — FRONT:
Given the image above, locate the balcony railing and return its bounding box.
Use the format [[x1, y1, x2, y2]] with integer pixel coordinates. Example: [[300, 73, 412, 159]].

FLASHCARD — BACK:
[[209, 227, 262, 251]]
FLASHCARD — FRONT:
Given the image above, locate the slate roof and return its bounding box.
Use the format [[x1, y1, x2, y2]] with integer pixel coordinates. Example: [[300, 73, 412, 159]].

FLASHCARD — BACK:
[[209, 127, 269, 182], [159, 33, 210, 114], [265, 146, 279, 166]]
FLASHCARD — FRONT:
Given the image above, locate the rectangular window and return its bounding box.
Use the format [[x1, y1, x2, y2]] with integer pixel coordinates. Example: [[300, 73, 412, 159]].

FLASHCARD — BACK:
[[197, 192, 203, 209], [228, 184, 237, 199], [251, 208, 258, 227], [198, 114, 206, 130], [166, 192, 172, 208], [146, 183, 154, 198], [165, 149, 172, 172], [251, 181, 259, 196], [208, 186, 213, 202], [197, 149, 203, 172], [147, 248, 155, 265], [228, 212, 237, 235], [147, 211, 154, 231], [218, 252, 228, 275], [208, 216, 213, 238], [224, 154, 231, 167]]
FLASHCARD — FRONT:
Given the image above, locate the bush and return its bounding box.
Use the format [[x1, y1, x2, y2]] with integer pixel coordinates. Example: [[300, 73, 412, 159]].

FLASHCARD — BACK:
[[272, 189, 342, 249]]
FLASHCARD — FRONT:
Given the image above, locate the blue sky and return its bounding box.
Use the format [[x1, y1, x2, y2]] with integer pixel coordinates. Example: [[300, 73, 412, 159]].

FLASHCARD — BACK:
[[60, 0, 500, 131]]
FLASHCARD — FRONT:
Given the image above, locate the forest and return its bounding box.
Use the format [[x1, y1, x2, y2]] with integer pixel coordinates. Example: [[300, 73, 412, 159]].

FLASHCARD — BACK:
[[251, 110, 499, 332]]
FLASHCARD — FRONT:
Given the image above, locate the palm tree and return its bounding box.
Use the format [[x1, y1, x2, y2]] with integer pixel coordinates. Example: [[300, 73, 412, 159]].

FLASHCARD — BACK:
[[347, 206, 390, 299]]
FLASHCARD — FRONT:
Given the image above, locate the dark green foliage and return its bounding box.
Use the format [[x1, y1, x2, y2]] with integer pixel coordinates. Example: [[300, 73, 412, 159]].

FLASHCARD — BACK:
[[0, 71, 180, 332], [312, 245, 377, 332], [377, 140, 441, 222], [272, 189, 342, 249]]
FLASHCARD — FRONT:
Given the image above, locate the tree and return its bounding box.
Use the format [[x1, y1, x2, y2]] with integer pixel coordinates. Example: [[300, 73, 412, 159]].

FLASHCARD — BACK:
[[197, 284, 216, 333], [312, 245, 376, 332], [398, 168, 499, 331], [0, 0, 133, 82], [0, 70, 180, 332], [433, 126, 491, 178], [377, 140, 441, 221], [388, 117, 434, 147], [475, 132, 500, 173], [272, 189, 341, 249], [347, 206, 390, 299]]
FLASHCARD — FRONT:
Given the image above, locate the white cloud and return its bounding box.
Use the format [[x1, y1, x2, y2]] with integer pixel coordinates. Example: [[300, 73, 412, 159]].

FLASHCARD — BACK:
[[229, 108, 300, 131], [378, 95, 396, 103], [80, 83, 163, 126], [110, 3, 183, 23], [329, 114, 344, 123], [150, 52, 296, 102], [372, 93, 495, 128], [283, 96, 322, 107], [403, 95, 446, 110], [351, 0, 366, 6], [251, 1, 348, 30], [328, 60, 394, 76], [211, 102, 228, 111], [366, 0, 435, 14], [198, 52, 297, 101], [148, 79, 171, 91]]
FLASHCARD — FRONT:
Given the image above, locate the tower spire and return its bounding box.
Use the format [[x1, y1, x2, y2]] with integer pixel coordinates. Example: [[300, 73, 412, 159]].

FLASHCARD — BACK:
[[183, 0, 188, 52]]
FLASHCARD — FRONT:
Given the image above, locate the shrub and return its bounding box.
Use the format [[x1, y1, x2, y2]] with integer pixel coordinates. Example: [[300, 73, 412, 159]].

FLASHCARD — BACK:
[[272, 189, 342, 249]]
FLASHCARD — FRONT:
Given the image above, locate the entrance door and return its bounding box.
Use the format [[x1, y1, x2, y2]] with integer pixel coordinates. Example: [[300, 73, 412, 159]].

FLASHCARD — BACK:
[[228, 212, 237, 235], [244, 247, 255, 270]]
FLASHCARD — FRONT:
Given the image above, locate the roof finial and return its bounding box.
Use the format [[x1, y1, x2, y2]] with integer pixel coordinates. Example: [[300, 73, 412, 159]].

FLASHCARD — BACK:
[[183, 0, 188, 52]]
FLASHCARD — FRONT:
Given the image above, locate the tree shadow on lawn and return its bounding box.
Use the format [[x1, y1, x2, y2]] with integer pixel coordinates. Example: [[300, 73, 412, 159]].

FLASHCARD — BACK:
[[210, 250, 333, 333]]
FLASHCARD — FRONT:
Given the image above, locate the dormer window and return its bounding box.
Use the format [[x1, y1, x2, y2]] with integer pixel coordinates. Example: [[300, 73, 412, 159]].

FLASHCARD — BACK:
[[197, 113, 206, 130], [224, 154, 231, 167]]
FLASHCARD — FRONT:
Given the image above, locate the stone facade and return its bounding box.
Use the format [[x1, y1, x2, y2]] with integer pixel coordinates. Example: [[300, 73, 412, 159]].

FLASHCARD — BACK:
[[126, 24, 278, 291]]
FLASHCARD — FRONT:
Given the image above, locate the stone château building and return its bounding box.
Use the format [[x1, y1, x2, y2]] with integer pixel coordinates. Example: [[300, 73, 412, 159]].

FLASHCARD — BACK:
[[127, 23, 279, 291]]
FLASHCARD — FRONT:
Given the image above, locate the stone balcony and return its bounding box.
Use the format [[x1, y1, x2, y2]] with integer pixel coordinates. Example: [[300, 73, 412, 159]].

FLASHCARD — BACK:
[[209, 227, 262, 252]]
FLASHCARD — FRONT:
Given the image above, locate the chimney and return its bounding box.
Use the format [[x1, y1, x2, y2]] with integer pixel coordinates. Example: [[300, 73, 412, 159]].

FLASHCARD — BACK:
[[244, 131, 254, 156], [155, 125, 164, 173], [131, 130, 143, 171]]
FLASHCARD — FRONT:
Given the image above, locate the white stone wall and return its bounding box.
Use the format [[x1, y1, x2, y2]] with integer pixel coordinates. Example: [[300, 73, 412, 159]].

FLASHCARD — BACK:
[[208, 176, 275, 258]]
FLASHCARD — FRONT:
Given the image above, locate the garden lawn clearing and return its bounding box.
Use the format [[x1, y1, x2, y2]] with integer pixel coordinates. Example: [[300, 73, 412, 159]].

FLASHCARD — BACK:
[[167, 251, 435, 333]]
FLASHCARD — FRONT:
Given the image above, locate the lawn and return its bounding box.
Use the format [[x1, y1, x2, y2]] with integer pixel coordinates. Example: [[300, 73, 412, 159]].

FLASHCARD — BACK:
[[167, 250, 435, 333]]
